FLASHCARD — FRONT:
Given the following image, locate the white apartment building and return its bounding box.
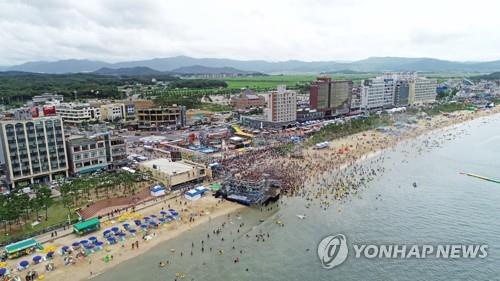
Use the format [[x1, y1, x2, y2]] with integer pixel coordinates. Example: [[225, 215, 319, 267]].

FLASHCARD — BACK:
[[361, 73, 437, 109], [267, 85, 297, 122], [55, 103, 100, 125], [361, 78, 395, 110], [0, 116, 68, 188], [100, 103, 125, 121], [32, 94, 64, 105], [409, 78, 438, 105]]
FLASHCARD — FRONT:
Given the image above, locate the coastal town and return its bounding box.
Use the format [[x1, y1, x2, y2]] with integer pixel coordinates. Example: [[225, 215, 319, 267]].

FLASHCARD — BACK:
[[3, 1, 500, 280], [0, 68, 499, 280]]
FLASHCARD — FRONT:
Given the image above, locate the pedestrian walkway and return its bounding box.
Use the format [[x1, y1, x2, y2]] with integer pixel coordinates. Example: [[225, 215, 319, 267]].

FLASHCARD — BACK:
[[34, 191, 183, 245]]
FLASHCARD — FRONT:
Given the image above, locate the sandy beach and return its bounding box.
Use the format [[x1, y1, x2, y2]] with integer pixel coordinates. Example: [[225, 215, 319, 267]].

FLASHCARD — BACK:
[[2, 106, 500, 281], [1, 194, 244, 281]]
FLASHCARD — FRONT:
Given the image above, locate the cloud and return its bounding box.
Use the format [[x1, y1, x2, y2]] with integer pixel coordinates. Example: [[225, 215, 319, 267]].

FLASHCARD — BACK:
[[0, 0, 500, 65]]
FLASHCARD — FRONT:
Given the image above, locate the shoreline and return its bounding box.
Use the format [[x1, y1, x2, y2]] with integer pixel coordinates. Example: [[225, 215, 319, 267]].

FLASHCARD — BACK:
[[1, 194, 245, 281], [75, 108, 500, 279], [73, 201, 246, 281], [2, 107, 499, 281]]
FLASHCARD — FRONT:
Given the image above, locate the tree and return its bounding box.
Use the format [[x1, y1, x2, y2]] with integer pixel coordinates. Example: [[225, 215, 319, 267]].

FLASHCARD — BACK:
[[36, 186, 53, 221], [31, 185, 44, 220]]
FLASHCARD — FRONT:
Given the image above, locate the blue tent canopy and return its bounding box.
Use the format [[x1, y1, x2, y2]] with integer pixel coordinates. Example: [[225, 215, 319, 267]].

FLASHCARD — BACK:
[[0, 268, 7, 276], [151, 185, 165, 192], [19, 260, 29, 267]]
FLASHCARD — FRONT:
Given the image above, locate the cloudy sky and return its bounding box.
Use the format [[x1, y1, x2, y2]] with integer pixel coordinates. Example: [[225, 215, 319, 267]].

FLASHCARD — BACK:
[[0, 0, 499, 65]]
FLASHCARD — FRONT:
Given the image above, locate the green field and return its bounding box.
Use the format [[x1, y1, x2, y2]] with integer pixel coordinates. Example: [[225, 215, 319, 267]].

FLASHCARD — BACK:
[[224, 75, 315, 89], [224, 74, 379, 89], [0, 201, 78, 244]]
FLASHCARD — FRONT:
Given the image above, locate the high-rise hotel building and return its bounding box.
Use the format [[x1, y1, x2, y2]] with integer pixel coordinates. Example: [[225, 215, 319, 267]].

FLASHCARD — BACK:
[[0, 116, 68, 188], [267, 85, 297, 123], [310, 77, 353, 116]]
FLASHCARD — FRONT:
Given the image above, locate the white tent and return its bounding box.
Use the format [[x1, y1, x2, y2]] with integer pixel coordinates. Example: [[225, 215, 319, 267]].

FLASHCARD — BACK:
[[184, 189, 201, 201], [195, 186, 209, 195], [150, 185, 166, 197]]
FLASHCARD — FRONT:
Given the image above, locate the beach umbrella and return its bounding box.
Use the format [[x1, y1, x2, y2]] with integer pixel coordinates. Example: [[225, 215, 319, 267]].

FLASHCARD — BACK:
[[128, 229, 137, 234], [134, 220, 141, 226], [144, 217, 151, 221], [150, 215, 157, 218], [72, 242, 80, 248], [32, 256, 42, 263], [0, 268, 7, 276], [61, 246, 70, 253], [159, 218, 166, 223], [89, 236, 97, 242], [160, 211, 167, 215], [80, 240, 88, 245], [95, 241, 104, 247], [84, 244, 94, 250], [111, 227, 119, 232], [149, 221, 157, 226], [168, 209, 176, 212], [122, 223, 130, 229], [19, 260, 29, 268], [46, 251, 54, 259], [140, 224, 148, 229], [103, 230, 111, 236]]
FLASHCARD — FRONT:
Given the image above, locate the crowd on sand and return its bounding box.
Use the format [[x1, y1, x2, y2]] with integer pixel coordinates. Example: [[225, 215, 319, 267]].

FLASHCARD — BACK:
[[2, 108, 499, 281]]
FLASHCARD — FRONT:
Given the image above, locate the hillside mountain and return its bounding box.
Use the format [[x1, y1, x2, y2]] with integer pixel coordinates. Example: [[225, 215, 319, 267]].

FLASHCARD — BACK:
[[4, 56, 500, 74], [93, 66, 164, 76], [171, 65, 259, 75], [8, 59, 111, 74], [471, 72, 500, 80]]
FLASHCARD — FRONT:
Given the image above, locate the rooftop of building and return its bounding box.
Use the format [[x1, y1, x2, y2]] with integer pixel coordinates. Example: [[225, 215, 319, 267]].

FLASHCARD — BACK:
[[140, 158, 196, 175], [67, 135, 101, 145], [0, 115, 63, 123]]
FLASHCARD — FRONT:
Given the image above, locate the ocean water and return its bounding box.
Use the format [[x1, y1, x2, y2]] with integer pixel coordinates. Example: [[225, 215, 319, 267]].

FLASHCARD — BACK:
[[94, 115, 500, 281]]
